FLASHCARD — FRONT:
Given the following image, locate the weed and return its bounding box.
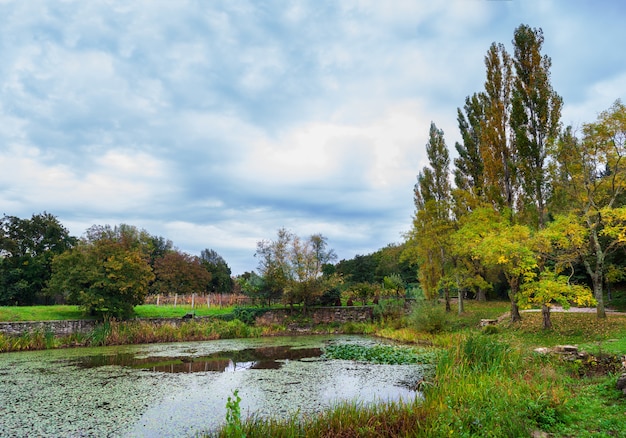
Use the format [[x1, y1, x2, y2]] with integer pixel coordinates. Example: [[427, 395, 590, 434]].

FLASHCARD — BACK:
[[224, 389, 245, 438]]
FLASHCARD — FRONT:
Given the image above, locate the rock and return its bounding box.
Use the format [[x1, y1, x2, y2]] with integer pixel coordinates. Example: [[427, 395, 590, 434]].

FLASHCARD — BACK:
[[554, 345, 578, 353], [617, 373, 626, 395], [182, 313, 194, 320], [479, 319, 498, 327], [533, 347, 551, 355]]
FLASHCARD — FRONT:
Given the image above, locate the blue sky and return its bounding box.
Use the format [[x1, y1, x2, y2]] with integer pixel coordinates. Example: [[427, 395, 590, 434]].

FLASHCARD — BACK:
[[1, 1, 624, 274]]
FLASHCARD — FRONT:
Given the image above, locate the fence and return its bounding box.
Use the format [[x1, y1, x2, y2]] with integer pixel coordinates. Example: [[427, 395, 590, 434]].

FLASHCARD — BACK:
[[143, 293, 252, 307]]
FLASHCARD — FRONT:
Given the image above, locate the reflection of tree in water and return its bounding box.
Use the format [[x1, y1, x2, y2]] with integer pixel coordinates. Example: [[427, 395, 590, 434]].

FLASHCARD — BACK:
[[67, 346, 322, 373]]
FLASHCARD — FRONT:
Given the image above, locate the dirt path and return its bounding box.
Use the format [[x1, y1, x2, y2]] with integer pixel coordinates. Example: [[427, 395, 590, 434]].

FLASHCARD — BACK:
[[522, 306, 626, 315]]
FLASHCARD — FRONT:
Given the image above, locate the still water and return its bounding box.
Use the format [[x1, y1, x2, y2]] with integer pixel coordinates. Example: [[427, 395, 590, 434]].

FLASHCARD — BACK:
[[0, 335, 427, 437]]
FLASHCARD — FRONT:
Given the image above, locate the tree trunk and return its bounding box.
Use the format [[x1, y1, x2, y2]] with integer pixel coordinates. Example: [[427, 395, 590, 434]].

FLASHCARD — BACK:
[[593, 279, 606, 318], [508, 279, 522, 323], [541, 304, 552, 330], [444, 288, 451, 312], [585, 227, 607, 318], [583, 259, 607, 319], [458, 289, 464, 316], [510, 300, 522, 323], [477, 288, 486, 302]]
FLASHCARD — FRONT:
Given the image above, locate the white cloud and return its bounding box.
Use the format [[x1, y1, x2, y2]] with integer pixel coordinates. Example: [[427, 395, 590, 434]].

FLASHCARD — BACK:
[[561, 73, 626, 128], [1, 0, 625, 275], [0, 144, 173, 215]]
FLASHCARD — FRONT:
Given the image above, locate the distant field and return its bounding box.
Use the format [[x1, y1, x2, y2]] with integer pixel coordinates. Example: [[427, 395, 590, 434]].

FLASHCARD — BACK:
[[0, 304, 235, 322]]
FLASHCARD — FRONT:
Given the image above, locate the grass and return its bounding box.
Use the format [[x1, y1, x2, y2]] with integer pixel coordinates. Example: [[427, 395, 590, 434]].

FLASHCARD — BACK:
[[0, 305, 88, 322], [1, 300, 625, 437], [133, 304, 235, 319], [206, 302, 626, 438], [0, 318, 271, 352], [0, 304, 235, 322]]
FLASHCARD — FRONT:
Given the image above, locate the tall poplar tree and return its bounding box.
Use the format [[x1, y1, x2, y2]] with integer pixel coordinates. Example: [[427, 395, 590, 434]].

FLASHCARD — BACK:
[[454, 93, 485, 199], [404, 123, 454, 310], [481, 42, 517, 213], [511, 25, 563, 229]]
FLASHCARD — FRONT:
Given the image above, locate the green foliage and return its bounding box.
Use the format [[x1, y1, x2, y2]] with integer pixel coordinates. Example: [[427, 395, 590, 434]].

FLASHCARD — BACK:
[[224, 389, 245, 438], [255, 229, 337, 309], [382, 273, 405, 297], [322, 343, 437, 365], [372, 298, 406, 328], [0, 212, 76, 305], [408, 300, 452, 334], [348, 282, 376, 305], [47, 237, 154, 320], [518, 270, 596, 310], [458, 334, 513, 373], [316, 286, 341, 306], [200, 249, 234, 294], [231, 307, 272, 325]]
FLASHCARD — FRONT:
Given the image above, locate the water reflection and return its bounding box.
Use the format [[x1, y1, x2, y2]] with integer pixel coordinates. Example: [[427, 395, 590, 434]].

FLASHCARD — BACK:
[[1, 336, 428, 438], [68, 345, 323, 373]]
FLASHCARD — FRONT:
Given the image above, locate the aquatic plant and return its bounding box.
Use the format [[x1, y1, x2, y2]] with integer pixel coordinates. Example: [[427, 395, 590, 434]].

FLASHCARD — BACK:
[[322, 343, 437, 365]]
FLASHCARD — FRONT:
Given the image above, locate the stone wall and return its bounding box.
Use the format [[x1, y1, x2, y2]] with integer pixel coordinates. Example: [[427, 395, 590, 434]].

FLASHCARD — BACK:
[[0, 320, 100, 337], [255, 306, 373, 326], [0, 307, 374, 337]]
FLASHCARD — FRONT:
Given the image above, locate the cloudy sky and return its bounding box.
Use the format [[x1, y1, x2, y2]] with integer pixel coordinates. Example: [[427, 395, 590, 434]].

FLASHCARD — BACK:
[[1, 1, 624, 274]]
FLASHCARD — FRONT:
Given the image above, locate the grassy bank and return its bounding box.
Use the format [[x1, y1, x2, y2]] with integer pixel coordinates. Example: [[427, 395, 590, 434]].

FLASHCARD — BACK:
[[0, 317, 271, 352], [207, 307, 626, 438], [1, 301, 625, 436], [0, 304, 235, 322]]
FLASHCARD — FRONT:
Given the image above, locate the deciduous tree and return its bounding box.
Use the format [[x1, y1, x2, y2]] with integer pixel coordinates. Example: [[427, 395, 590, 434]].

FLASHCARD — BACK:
[[404, 122, 454, 311], [549, 100, 626, 317], [511, 25, 563, 228], [0, 212, 76, 305], [200, 249, 233, 294], [518, 269, 595, 329], [153, 250, 212, 297], [47, 238, 154, 319]]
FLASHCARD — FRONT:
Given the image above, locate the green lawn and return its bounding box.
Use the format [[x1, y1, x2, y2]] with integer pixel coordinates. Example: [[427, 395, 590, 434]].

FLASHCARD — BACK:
[[0, 304, 235, 322]]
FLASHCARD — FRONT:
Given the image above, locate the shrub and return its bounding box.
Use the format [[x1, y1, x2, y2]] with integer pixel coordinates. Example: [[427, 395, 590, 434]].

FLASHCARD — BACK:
[[408, 300, 451, 334], [372, 299, 407, 329], [232, 307, 271, 325]]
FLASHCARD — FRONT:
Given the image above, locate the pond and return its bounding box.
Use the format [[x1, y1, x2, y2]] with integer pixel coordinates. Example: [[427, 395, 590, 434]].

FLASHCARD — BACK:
[[0, 335, 429, 437]]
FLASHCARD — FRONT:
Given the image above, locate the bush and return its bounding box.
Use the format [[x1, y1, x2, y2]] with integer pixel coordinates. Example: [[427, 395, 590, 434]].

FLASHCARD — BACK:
[[372, 299, 406, 328], [408, 300, 452, 334], [231, 307, 272, 325], [316, 286, 342, 306]]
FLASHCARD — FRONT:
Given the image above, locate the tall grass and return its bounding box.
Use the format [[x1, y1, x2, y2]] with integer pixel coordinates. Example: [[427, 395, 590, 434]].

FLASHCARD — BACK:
[[209, 334, 572, 437], [419, 334, 566, 436], [212, 399, 426, 438], [0, 318, 266, 352]]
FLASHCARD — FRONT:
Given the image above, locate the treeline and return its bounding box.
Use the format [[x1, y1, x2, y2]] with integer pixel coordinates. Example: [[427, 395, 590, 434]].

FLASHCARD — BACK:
[[0, 215, 233, 317], [402, 24, 626, 328], [237, 226, 420, 312]]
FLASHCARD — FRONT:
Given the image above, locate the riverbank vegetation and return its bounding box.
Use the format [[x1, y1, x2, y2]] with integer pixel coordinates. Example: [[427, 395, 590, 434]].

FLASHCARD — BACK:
[[1, 299, 624, 436], [0, 303, 236, 322], [208, 307, 626, 438]]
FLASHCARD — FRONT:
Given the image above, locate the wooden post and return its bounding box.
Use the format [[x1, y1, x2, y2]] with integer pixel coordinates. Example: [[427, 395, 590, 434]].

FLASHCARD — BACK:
[[174, 294, 178, 307], [156, 294, 160, 306], [191, 293, 195, 309]]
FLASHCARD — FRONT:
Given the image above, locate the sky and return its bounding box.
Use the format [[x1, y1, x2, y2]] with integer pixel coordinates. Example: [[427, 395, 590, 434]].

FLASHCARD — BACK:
[[1, 1, 625, 275]]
